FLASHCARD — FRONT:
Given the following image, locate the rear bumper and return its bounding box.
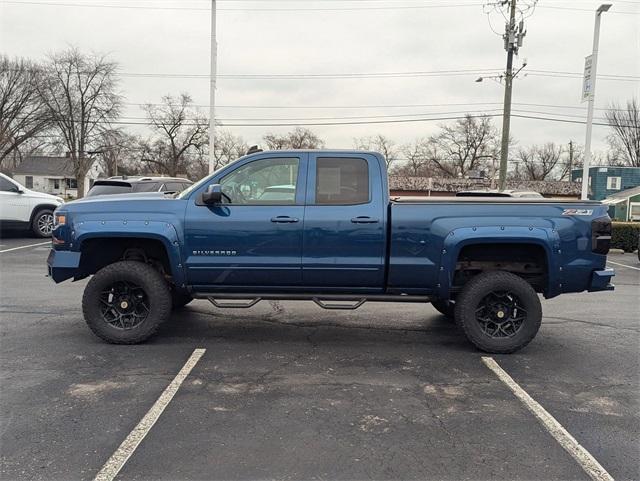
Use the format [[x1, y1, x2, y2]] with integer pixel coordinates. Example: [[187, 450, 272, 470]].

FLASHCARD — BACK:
[[588, 268, 615, 292], [47, 249, 81, 283]]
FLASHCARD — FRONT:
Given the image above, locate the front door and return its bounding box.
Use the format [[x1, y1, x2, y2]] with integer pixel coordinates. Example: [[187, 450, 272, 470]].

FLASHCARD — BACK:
[[0, 176, 30, 222], [184, 154, 307, 289], [302, 154, 386, 289]]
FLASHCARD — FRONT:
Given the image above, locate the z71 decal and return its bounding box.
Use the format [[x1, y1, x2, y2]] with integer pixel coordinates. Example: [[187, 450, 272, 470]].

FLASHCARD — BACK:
[[562, 209, 593, 216]]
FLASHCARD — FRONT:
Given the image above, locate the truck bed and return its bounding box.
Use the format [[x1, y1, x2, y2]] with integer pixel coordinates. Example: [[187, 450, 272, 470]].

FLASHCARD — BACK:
[[391, 196, 603, 204]]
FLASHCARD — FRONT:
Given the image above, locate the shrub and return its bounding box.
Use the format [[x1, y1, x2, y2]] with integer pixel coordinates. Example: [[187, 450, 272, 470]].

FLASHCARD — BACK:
[[611, 222, 640, 252]]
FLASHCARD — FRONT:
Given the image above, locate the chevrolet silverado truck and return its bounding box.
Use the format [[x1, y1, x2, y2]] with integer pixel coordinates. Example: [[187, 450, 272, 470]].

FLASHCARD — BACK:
[[47, 150, 615, 353]]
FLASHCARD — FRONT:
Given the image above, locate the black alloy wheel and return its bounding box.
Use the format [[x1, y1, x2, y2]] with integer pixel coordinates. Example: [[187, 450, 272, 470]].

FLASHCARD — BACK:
[[99, 281, 150, 329], [454, 271, 542, 353], [83, 261, 171, 344], [474, 291, 527, 339]]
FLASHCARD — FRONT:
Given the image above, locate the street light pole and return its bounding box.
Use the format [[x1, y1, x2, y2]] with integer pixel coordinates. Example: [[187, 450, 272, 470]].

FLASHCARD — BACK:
[[208, 0, 217, 174], [580, 4, 611, 200]]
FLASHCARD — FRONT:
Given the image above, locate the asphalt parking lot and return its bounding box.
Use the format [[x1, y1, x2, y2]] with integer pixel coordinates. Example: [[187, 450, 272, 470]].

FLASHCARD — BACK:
[[1, 234, 639, 481]]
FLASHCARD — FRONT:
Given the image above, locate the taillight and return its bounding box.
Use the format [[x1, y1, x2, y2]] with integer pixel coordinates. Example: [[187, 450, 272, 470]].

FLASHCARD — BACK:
[[591, 216, 611, 255]]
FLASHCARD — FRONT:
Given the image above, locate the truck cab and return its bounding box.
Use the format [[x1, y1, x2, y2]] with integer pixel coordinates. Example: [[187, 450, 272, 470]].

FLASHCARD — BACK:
[[183, 150, 387, 291]]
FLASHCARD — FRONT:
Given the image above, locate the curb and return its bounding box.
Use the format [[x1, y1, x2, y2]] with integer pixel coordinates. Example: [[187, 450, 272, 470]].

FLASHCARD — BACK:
[[609, 248, 625, 254]]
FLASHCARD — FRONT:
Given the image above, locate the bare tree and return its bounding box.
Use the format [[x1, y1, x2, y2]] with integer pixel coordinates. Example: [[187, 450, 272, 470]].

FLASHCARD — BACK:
[[94, 128, 141, 177], [38, 48, 122, 197], [263, 127, 324, 150], [353, 134, 398, 171], [605, 98, 640, 167], [189, 130, 248, 180], [516, 143, 564, 181], [428, 115, 497, 178], [0, 55, 53, 170], [141, 93, 208, 177], [394, 139, 432, 176]]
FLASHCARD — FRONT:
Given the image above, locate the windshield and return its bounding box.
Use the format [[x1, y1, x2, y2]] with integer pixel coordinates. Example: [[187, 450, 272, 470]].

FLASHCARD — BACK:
[[86, 184, 132, 196], [177, 157, 244, 200]]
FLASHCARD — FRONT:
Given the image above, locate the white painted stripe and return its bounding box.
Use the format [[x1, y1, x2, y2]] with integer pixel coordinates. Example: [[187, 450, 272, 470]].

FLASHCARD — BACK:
[[0, 241, 50, 253], [482, 357, 614, 481], [607, 260, 640, 271], [93, 348, 206, 481]]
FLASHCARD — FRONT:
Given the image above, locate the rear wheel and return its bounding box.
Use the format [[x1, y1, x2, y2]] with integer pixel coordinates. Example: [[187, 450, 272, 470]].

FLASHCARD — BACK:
[[454, 271, 541, 353], [32, 209, 54, 238], [82, 261, 171, 344]]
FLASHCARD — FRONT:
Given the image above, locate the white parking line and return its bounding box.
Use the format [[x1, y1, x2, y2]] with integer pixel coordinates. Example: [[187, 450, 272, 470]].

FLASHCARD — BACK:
[[93, 348, 206, 481], [0, 241, 50, 253], [482, 357, 613, 481], [607, 260, 640, 271]]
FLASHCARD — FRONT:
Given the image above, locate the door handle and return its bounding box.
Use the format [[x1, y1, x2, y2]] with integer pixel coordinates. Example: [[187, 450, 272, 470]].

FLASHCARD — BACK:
[[351, 216, 379, 224], [271, 216, 299, 223]]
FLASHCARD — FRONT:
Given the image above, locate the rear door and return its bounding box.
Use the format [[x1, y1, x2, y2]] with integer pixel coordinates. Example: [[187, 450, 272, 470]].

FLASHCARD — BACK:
[[302, 153, 386, 289], [184, 153, 307, 289]]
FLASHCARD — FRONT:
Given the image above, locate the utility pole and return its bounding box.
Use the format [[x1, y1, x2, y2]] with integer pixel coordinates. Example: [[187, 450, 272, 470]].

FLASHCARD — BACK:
[[208, 0, 217, 174], [498, 0, 521, 191], [580, 4, 611, 200], [568, 140, 574, 180]]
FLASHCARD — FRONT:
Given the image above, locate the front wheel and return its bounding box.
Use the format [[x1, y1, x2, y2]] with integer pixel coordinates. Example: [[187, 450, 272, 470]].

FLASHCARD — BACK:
[[454, 271, 542, 354], [32, 209, 54, 238], [82, 261, 171, 344]]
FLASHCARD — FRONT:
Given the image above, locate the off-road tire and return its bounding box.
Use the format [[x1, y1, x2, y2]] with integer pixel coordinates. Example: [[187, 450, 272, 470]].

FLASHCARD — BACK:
[[171, 288, 193, 309], [454, 271, 542, 354], [82, 261, 171, 344], [32, 209, 54, 238], [431, 299, 455, 319]]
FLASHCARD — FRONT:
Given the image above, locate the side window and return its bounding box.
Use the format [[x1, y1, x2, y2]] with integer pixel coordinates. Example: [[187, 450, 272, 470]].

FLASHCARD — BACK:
[[0, 177, 17, 192], [220, 157, 299, 204], [315, 157, 369, 205]]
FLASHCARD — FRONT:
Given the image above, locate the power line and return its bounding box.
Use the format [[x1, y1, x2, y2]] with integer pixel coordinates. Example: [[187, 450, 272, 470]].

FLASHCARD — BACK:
[[3, 0, 638, 14], [122, 100, 626, 111], [0, 0, 485, 11], [19, 110, 625, 127], [10, 66, 637, 81]]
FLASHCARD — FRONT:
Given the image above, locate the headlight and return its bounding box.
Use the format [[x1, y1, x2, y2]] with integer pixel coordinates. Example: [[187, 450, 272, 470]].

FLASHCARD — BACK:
[[55, 197, 65, 204]]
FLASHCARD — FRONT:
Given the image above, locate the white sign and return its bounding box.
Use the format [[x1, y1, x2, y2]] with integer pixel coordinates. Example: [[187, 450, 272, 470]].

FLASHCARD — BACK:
[[582, 55, 593, 102]]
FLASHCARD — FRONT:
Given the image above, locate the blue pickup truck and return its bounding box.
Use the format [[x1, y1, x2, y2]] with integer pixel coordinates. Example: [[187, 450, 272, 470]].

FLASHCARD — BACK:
[[47, 150, 614, 353]]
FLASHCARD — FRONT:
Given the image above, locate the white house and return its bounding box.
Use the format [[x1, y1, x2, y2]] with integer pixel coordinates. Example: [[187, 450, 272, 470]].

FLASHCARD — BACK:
[[10, 156, 104, 199]]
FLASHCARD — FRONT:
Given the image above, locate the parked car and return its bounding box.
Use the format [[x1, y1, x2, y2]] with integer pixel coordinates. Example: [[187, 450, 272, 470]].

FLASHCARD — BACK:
[[86, 176, 192, 197], [0, 172, 64, 237], [456, 189, 544, 198], [48, 150, 614, 353]]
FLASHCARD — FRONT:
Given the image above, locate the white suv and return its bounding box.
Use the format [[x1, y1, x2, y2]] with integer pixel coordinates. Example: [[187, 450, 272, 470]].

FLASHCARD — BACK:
[[0, 173, 64, 237]]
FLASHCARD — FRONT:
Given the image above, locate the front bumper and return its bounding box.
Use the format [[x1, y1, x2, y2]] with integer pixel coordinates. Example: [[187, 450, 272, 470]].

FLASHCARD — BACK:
[[47, 249, 81, 283], [588, 268, 615, 292]]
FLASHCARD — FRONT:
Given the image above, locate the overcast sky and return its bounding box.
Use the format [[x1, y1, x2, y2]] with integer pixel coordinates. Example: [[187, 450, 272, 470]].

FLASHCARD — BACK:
[[1, 0, 639, 157]]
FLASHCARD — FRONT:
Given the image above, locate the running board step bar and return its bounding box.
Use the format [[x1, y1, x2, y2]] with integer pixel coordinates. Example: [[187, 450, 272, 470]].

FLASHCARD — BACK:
[[195, 293, 432, 310]]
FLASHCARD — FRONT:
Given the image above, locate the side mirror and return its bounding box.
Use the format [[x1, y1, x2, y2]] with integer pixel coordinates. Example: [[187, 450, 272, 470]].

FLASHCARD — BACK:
[[14, 187, 23, 194], [202, 184, 223, 204]]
